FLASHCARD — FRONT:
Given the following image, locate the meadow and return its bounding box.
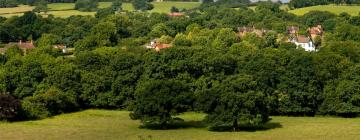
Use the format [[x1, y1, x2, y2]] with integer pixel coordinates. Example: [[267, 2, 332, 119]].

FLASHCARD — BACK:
[[289, 4, 360, 16], [0, 110, 359, 140], [0, 2, 201, 18]]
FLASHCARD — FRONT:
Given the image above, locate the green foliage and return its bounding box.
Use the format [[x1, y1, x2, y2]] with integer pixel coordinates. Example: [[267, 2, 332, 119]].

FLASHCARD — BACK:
[[130, 79, 193, 129], [22, 87, 78, 119], [212, 28, 238, 48], [132, 0, 153, 11], [0, 0, 18, 8], [0, 93, 21, 121], [170, 6, 179, 13], [32, 0, 48, 14], [172, 33, 191, 47], [301, 11, 336, 27], [75, 0, 99, 12], [320, 64, 360, 117], [197, 75, 270, 131]]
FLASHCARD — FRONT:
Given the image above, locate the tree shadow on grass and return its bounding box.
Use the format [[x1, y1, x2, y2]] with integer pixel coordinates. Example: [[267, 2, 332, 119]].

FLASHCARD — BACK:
[[209, 122, 283, 132], [139, 119, 207, 130], [139, 119, 282, 131]]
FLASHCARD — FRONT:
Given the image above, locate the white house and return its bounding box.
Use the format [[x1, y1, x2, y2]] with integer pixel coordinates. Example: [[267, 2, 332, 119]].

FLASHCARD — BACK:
[[290, 35, 315, 52]]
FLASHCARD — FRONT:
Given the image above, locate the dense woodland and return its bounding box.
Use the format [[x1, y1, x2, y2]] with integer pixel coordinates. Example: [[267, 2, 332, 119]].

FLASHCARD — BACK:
[[0, 0, 360, 131]]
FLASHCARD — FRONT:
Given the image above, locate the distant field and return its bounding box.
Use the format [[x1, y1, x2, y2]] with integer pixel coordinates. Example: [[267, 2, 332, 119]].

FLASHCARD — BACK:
[[289, 5, 360, 16], [0, 2, 200, 18], [0, 110, 359, 140]]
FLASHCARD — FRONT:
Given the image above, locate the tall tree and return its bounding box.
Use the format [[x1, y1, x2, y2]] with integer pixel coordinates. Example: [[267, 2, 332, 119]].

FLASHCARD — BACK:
[[32, 0, 48, 14]]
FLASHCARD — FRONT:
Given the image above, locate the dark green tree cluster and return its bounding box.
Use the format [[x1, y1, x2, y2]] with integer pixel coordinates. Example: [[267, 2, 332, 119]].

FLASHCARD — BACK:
[[0, 0, 18, 8], [75, 0, 99, 12], [289, 0, 360, 9], [132, 0, 153, 11]]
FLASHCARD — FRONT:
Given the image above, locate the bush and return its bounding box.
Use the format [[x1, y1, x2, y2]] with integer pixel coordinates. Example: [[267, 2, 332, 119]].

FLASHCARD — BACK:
[[75, 0, 99, 12], [0, 93, 21, 121], [21, 87, 78, 119]]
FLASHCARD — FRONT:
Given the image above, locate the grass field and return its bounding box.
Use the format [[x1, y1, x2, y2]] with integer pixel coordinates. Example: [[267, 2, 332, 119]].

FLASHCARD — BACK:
[[0, 2, 200, 18], [0, 110, 359, 140], [289, 5, 360, 16]]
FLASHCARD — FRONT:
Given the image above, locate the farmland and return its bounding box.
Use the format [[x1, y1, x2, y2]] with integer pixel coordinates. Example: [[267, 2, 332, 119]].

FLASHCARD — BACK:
[[0, 2, 201, 18], [0, 110, 359, 140], [289, 5, 360, 16]]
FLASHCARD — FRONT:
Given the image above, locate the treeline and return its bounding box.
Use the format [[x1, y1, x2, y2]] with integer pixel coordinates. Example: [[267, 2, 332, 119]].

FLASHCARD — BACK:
[[289, 0, 360, 9], [0, 2, 360, 130], [0, 0, 122, 8]]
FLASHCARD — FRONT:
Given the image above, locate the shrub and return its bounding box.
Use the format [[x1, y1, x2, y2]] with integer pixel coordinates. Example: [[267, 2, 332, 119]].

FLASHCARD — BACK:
[[21, 87, 78, 119], [75, 0, 99, 12], [0, 93, 21, 121]]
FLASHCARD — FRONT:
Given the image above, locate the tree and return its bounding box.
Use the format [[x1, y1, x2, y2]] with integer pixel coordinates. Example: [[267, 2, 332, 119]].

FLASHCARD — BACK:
[[264, 32, 277, 48], [0, 0, 18, 8], [22, 87, 78, 119], [32, 0, 48, 14], [75, 0, 99, 12], [197, 75, 270, 131], [111, 0, 122, 13], [172, 33, 191, 47], [130, 79, 193, 129], [212, 28, 238, 48], [132, 0, 153, 11], [0, 93, 21, 121], [301, 11, 336, 27], [170, 6, 179, 13], [320, 64, 360, 117]]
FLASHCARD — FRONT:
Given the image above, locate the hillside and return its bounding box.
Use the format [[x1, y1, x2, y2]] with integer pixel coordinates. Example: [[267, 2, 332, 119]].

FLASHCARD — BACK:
[[289, 5, 360, 16]]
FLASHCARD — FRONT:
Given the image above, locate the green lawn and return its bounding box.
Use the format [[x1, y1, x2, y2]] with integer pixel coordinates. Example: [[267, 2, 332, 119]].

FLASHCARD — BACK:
[[289, 4, 360, 16], [1, 110, 359, 140], [0, 2, 200, 18]]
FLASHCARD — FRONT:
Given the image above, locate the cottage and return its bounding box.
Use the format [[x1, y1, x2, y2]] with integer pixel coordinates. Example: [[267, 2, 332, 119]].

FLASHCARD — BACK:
[[168, 12, 184, 17], [308, 25, 323, 40], [1, 40, 36, 54], [237, 26, 269, 37], [146, 39, 172, 52], [290, 35, 315, 51], [287, 26, 299, 36], [53, 45, 68, 53]]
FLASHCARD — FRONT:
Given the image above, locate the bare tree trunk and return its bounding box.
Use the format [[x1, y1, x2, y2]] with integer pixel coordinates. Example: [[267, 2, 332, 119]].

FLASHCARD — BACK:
[[233, 119, 238, 131]]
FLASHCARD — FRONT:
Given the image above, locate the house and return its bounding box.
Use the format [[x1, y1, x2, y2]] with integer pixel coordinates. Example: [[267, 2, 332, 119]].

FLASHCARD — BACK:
[[168, 12, 184, 17], [146, 39, 172, 52], [237, 26, 270, 37], [0, 48, 6, 54], [287, 26, 299, 36], [53, 45, 68, 53], [308, 25, 323, 40], [2, 40, 36, 54], [290, 35, 315, 51]]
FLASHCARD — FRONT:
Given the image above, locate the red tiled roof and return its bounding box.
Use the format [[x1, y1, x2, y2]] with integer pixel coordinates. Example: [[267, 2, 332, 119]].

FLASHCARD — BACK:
[[155, 43, 172, 52], [309, 26, 322, 35], [295, 35, 311, 43], [156, 43, 171, 49], [53, 45, 66, 50], [5, 41, 35, 50], [168, 12, 184, 17], [19, 42, 35, 49], [0, 48, 6, 54]]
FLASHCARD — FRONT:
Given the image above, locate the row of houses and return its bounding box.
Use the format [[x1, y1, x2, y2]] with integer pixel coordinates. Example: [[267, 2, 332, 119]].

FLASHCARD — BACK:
[[0, 40, 69, 54], [145, 25, 324, 52], [238, 25, 323, 51]]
